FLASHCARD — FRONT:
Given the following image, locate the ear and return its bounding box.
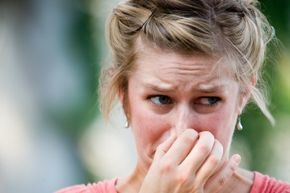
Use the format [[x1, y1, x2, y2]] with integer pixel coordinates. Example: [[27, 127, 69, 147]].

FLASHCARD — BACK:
[[118, 89, 125, 106], [118, 88, 130, 121], [237, 75, 257, 115]]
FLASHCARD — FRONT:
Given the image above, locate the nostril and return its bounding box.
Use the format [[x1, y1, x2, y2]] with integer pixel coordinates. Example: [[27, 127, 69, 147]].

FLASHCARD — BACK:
[[188, 127, 203, 133]]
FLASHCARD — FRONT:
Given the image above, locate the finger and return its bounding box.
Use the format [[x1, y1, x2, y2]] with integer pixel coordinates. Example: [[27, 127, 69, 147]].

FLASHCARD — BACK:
[[205, 154, 241, 193], [163, 129, 198, 165], [180, 131, 215, 171], [194, 140, 223, 186], [154, 132, 177, 160]]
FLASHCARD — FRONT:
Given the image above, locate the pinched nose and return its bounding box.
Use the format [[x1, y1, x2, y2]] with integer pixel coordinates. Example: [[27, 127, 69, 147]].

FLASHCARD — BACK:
[[171, 105, 198, 135]]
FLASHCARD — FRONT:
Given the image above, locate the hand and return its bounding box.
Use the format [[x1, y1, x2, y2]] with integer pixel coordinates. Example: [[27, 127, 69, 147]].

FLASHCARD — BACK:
[[139, 129, 225, 193], [205, 154, 241, 193]]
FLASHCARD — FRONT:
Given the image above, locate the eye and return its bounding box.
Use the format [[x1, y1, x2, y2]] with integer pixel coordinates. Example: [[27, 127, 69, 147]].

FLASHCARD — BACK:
[[196, 97, 221, 106], [149, 95, 173, 105]]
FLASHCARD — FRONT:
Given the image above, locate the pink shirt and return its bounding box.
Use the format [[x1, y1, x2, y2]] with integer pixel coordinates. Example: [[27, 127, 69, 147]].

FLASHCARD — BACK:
[[55, 178, 118, 193], [250, 172, 290, 193], [55, 172, 290, 193]]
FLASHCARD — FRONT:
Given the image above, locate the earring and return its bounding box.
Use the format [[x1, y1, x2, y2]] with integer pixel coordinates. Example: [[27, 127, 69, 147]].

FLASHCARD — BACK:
[[124, 120, 129, 128], [236, 116, 243, 131]]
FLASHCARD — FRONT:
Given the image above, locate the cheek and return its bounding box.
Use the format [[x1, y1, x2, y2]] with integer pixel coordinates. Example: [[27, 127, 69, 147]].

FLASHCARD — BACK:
[[196, 103, 237, 149], [129, 98, 171, 155]]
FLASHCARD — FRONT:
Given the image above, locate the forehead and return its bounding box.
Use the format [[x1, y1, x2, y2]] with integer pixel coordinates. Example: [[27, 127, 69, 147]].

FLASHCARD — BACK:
[[131, 39, 236, 90]]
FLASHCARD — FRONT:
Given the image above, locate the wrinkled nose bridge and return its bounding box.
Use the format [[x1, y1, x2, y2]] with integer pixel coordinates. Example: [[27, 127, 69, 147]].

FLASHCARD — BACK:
[[173, 105, 193, 134]]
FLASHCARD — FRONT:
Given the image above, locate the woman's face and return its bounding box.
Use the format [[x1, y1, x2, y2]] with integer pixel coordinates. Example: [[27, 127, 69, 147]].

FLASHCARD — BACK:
[[125, 42, 249, 170]]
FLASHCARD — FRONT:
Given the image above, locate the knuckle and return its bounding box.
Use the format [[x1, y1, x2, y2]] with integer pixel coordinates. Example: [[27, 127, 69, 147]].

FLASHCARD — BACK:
[[198, 143, 211, 155], [218, 176, 226, 186], [176, 173, 188, 184], [229, 164, 236, 172], [175, 172, 193, 185], [208, 155, 221, 166], [193, 181, 203, 191], [160, 161, 174, 173], [155, 146, 164, 153]]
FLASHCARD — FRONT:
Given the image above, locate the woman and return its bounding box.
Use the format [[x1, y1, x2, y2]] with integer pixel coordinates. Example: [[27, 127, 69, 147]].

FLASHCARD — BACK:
[[56, 0, 290, 192]]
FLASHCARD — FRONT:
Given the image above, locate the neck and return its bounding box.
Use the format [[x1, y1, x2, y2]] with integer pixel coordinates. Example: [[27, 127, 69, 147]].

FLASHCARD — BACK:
[[116, 163, 147, 193]]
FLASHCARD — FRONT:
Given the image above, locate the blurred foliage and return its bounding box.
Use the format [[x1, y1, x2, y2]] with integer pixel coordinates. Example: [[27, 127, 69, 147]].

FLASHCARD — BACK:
[[45, 0, 101, 140], [63, 0, 102, 182], [262, 0, 290, 46]]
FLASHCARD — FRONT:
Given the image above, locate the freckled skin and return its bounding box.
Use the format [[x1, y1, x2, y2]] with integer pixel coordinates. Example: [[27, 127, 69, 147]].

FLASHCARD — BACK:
[[125, 44, 249, 175]]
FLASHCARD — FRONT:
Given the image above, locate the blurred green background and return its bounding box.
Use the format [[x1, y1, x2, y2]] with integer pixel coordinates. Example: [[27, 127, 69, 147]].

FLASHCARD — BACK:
[[0, 0, 289, 193]]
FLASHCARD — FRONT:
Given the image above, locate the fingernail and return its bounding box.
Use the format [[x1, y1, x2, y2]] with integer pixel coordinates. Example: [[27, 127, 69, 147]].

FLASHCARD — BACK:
[[233, 154, 241, 165]]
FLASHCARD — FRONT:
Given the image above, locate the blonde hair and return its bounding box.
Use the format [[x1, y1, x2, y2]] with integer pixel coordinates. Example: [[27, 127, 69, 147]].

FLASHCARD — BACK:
[[100, 0, 275, 124]]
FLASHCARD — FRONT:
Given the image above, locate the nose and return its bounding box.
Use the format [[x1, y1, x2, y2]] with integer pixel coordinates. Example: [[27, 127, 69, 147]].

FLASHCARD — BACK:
[[172, 104, 196, 135]]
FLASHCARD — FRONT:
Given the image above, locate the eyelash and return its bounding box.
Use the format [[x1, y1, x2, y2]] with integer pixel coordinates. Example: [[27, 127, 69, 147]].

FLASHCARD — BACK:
[[148, 95, 221, 107]]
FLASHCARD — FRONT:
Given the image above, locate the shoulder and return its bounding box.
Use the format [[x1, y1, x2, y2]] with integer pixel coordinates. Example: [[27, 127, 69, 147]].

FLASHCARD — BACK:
[[250, 172, 290, 193], [54, 178, 118, 193]]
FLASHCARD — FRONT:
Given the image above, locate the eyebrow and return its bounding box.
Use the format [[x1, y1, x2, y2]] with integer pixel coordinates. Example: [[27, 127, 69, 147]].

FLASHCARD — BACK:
[[143, 83, 177, 92], [143, 82, 226, 93], [196, 84, 226, 93]]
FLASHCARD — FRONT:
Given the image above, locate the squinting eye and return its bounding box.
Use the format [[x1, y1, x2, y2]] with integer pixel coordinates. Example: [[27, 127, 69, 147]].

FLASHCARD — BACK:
[[150, 95, 173, 105], [197, 97, 221, 106]]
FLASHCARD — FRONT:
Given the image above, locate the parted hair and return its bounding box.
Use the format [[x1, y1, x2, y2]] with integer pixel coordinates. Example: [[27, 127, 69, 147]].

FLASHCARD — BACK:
[[100, 0, 275, 124]]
